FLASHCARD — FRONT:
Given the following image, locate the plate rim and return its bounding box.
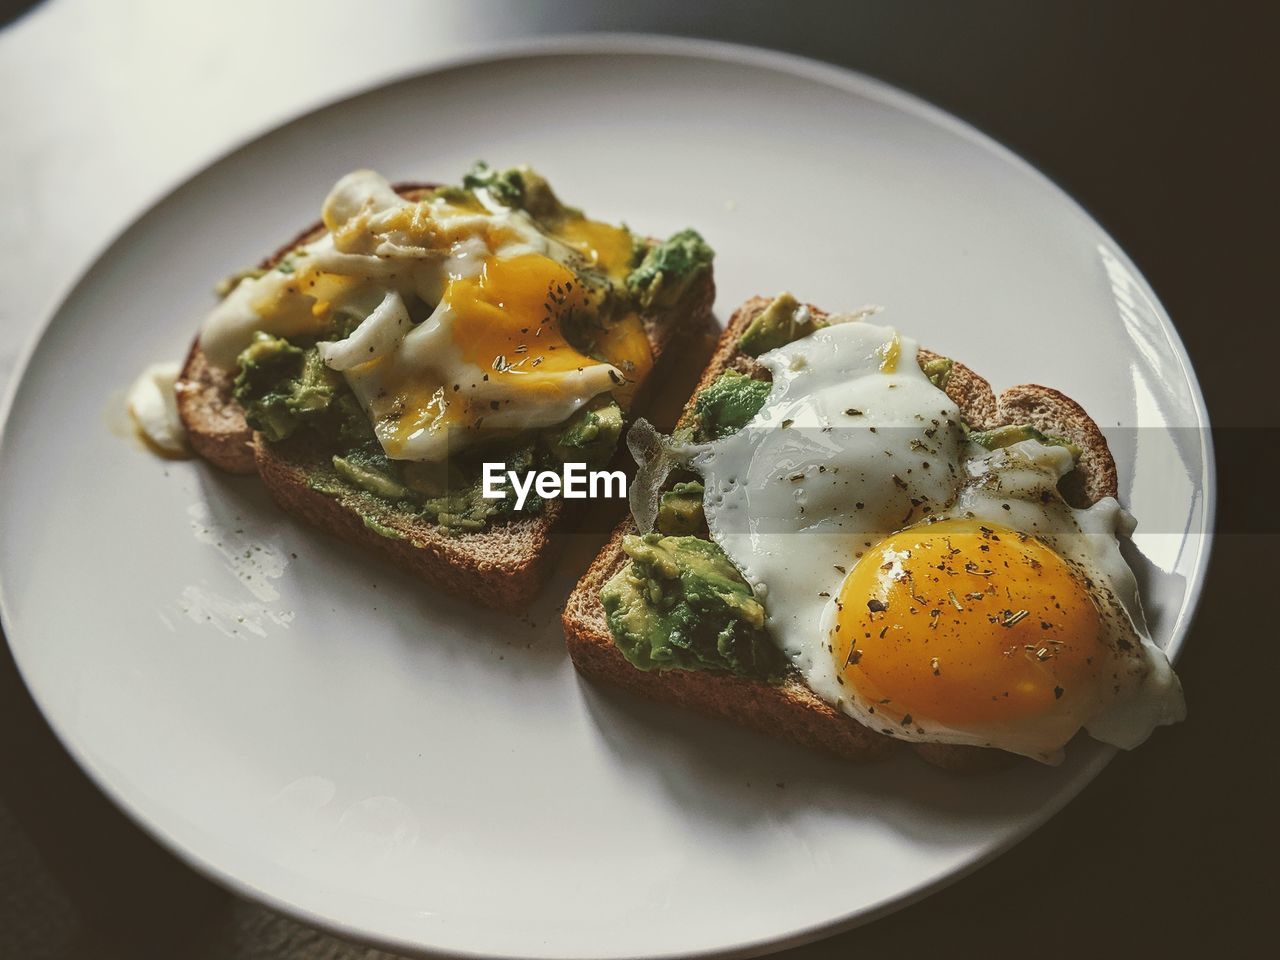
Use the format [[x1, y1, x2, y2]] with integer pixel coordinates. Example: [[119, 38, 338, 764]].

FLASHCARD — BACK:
[[0, 32, 1217, 960]]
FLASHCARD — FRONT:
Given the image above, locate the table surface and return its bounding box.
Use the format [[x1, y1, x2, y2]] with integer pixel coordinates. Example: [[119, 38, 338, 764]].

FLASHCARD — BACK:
[[0, 2, 1271, 958]]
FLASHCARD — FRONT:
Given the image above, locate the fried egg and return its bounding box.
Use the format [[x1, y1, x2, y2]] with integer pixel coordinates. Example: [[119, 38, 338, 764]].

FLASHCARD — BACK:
[[692, 319, 1183, 763], [198, 170, 652, 461]]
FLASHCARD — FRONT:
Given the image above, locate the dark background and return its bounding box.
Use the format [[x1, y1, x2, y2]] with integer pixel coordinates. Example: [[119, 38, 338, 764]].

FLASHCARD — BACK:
[[2, 2, 1273, 957]]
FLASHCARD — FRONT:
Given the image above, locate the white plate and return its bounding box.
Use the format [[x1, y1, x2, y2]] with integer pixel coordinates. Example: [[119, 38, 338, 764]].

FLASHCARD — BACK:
[[0, 36, 1213, 960]]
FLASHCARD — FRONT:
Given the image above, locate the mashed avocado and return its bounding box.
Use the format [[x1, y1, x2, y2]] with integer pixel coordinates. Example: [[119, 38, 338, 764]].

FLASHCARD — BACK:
[[233, 334, 365, 444], [463, 162, 567, 220], [601, 533, 785, 678], [738, 292, 828, 357], [656, 481, 706, 536], [627, 228, 715, 311], [309, 443, 543, 535], [968, 423, 1082, 460], [235, 335, 550, 535], [332, 452, 410, 501], [921, 356, 953, 390], [543, 395, 623, 469], [684, 370, 772, 442]]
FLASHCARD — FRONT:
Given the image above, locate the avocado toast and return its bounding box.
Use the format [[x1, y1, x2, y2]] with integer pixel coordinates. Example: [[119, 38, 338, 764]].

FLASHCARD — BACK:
[[562, 295, 1136, 772], [177, 167, 716, 612]]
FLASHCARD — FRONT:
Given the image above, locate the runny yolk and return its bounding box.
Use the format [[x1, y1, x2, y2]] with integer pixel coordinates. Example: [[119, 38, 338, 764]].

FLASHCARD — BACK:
[[830, 518, 1106, 731], [552, 217, 637, 280], [592, 310, 654, 411], [251, 267, 363, 331], [445, 252, 597, 375], [878, 333, 901, 373], [376, 252, 655, 451], [444, 252, 652, 399]]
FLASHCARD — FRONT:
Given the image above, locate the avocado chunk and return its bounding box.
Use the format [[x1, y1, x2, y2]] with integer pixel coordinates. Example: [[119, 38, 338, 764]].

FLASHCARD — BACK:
[[360, 514, 407, 541], [292, 349, 344, 413], [462, 161, 527, 209], [626, 228, 714, 311], [426, 184, 478, 207], [462, 162, 572, 223], [233, 334, 307, 442], [968, 423, 1082, 461], [921, 356, 953, 390], [415, 444, 543, 533], [656, 481, 706, 536], [738, 292, 827, 357], [333, 454, 410, 501], [312, 443, 546, 536], [600, 533, 785, 679], [233, 336, 354, 443], [687, 370, 772, 442], [544, 396, 623, 468], [214, 265, 268, 298]]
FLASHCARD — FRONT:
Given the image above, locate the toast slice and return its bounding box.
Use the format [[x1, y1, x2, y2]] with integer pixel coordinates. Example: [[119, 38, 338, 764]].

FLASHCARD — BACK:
[[561, 296, 1119, 771], [176, 184, 716, 612]]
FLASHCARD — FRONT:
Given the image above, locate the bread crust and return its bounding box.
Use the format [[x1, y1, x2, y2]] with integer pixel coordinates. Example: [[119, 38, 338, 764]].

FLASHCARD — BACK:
[[562, 296, 1120, 771], [175, 338, 255, 473], [175, 183, 716, 611]]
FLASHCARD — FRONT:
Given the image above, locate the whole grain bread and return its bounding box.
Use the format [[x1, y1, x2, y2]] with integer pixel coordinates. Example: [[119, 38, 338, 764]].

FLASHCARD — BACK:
[[561, 295, 1119, 771], [175, 184, 716, 612]]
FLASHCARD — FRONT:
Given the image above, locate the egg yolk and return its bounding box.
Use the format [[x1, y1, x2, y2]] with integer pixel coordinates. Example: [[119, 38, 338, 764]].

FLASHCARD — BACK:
[[374, 252, 653, 451], [552, 217, 637, 280], [446, 253, 597, 376], [592, 310, 654, 410], [251, 267, 364, 332], [447, 252, 651, 396], [830, 518, 1106, 732]]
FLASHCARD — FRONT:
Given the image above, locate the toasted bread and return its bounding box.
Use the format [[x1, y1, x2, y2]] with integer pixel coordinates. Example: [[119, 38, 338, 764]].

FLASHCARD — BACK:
[[561, 296, 1119, 771], [176, 184, 716, 612]]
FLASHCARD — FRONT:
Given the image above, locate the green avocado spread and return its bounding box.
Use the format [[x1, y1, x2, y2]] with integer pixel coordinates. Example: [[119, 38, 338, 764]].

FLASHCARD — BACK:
[[737, 291, 827, 357], [921, 356, 953, 390], [234, 334, 368, 446], [967, 422, 1082, 460], [684, 370, 772, 442], [233, 334, 618, 533], [307, 443, 545, 533], [226, 163, 714, 536], [656, 481, 706, 536], [627, 229, 715, 312], [600, 534, 785, 679], [544, 395, 624, 470]]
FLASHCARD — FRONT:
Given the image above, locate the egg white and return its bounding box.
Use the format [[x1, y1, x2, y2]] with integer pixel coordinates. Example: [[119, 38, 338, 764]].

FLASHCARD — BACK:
[[127, 361, 187, 455], [693, 320, 968, 704]]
